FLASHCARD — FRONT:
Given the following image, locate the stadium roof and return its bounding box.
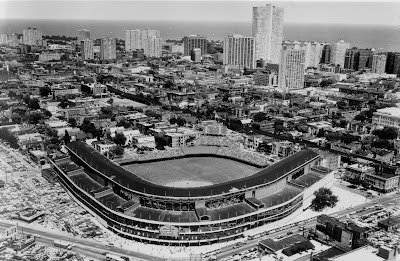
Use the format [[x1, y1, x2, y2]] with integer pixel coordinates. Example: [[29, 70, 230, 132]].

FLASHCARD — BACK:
[[66, 142, 319, 198]]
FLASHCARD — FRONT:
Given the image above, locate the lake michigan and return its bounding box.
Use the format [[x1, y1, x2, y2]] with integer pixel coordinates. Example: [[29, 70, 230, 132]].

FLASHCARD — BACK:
[[0, 19, 399, 51]]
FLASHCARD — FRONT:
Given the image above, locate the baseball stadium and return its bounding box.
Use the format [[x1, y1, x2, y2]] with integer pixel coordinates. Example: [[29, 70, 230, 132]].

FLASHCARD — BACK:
[[49, 140, 335, 246]]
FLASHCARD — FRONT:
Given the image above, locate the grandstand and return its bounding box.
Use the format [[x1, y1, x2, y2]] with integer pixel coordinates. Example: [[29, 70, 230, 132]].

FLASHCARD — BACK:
[[47, 141, 334, 246]]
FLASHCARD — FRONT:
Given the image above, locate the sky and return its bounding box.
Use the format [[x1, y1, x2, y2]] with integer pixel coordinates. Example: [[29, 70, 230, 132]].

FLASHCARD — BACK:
[[0, 0, 400, 25]]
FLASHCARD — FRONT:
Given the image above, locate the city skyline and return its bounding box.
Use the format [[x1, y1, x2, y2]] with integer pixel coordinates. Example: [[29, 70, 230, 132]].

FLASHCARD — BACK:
[[1, 1, 400, 26]]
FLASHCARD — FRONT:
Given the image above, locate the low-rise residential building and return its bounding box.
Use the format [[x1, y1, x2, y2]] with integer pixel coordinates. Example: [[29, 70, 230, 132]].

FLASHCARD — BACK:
[[316, 214, 368, 251], [81, 83, 107, 96], [345, 163, 375, 181], [365, 172, 399, 193], [93, 141, 116, 155], [133, 136, 156, 149], [61, 107, 85, 118], [164, 127, 202, 147], [243, 134, 264, 150], [373, 107, 400, 128], [53, 88, 80, 98], [38, 53, 62, 61]]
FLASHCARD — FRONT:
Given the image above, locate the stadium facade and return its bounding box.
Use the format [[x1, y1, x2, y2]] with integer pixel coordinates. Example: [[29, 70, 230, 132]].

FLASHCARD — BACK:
[[49, 141, 334, 246]]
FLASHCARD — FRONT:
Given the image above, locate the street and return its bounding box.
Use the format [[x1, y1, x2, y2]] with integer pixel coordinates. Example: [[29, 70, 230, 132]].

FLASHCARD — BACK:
[[0, 222, 163, 261], [216, 193, 400, 259]]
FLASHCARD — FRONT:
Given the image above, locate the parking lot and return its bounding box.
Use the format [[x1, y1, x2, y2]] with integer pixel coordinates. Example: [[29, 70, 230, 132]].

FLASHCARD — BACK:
[[0, 173, 109, 242]]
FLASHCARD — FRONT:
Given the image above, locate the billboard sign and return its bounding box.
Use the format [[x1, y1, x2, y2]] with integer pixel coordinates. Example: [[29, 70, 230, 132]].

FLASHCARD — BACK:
[[159, 225, 179, 238]]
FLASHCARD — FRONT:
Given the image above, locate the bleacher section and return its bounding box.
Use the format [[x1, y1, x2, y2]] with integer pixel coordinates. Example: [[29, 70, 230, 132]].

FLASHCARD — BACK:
[[132, 207, 199, 223], [258, 186, 302, 208], [118, 199, 141, 214], [69, 172, 103, 192], [310, 166, 330, 175], [292, 172, 322, 187], [181, 146, 218, 155], [97, 193, 127, 211], [207, 202, 256, 221]]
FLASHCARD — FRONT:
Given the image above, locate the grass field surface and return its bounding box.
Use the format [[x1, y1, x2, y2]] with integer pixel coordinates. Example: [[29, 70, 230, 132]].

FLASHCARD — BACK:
[[123, 157, 260, 188]]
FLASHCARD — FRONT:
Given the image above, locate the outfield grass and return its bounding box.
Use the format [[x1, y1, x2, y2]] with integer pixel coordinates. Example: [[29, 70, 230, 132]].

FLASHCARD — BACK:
[[123, 157, 260, 188]]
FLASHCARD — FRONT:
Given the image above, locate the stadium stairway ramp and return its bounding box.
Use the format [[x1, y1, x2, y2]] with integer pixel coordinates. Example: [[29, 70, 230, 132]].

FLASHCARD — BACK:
[[66, 168, 85, 177], [159, 211, 167, 222]]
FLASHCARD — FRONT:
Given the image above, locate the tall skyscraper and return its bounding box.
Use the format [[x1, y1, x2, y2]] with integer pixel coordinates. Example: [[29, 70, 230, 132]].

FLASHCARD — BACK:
[[183, 35, 207, 56], [330, 40, 350, 68], [7, 33, 19, 47], [125, 29, 162, 57], [371, 54, 387, 75], [81, 39, 94, 60], [309, 42, 325, 68], [223, 35, 255, 69], [358, 48, 375, 70], [385, 52, 399, 74], [77, 29, 91, 42], [252, 3, 284, 64], [282, 41, 312, 68], [321, 45, 331, 64], [0, 33, 7, 45], [394, 54, 400, 76], [191, 48, 201, 62], [100, 38, 116, 60], [23, 27, 42, 46], [279, 45, 306, 90], [144, 37, 162, 58], [344, 47, 360, 70]]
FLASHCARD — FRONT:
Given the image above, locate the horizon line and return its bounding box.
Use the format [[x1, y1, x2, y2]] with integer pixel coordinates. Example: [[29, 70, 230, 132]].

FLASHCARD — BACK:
[[0, 18, 398, 27]]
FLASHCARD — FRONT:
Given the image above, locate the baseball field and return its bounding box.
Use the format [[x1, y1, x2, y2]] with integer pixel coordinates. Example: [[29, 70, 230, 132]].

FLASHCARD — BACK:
[[123, 157, 260, 188]]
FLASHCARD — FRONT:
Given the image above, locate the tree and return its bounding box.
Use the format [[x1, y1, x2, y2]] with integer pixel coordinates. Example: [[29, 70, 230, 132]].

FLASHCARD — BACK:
[[325, 132, 342, 141], [43, 109, 52, 118], [222, 94, 230, 102], [111, 146, 124, 157], [117, 118, 131, 128], [340, 134, 359, 144], [253, 112, 267, 122], [373, 127, 398, 140], [29, 113, 43, 125], [371, 139, 394, 150], [316, 128, 325, 137], [68, 118, 77, 127], [164, 80, 174, 89], [80, 118, 92, 132], [336, 100, 347, 109], [101, 107, 113, 117], [0, 128, 19, 149], [169, 117, 177, 125], [28, 98, 40, 110], [155, 137, 167, 149], [49, 137, 61, 145], [176, 117, 186, 126], [63, 130, 71, 144], [354, 113, 367, 122], [113, 133, 126, 146], [39, 86, 52, 97], [0, 101, 9, 110], [283, 112, 293, 118], [274, 124, 286, 134], [310, 187, 338, 212], [23, 94, 31, 105], [58, 100, 70, 109]]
